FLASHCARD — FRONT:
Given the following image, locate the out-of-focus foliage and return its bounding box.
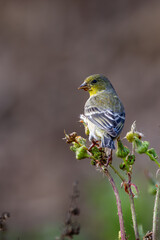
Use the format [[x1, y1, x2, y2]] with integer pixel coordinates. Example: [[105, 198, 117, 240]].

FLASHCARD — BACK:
[[84, 177, 153, 240]]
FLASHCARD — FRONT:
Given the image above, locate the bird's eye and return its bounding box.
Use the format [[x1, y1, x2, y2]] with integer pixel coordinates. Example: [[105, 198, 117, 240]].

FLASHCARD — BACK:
[[91, 79, 97, 84]]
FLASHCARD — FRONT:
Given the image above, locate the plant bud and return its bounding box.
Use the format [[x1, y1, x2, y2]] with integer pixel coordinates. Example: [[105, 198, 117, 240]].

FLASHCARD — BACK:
[[70, 142, 80, 152], [127, 155, 135, 165], [119, 162, 126, 170], [75, 146, 90, 160], [64, 131, 77, 143], [126, 131, 143, 142], [90, 146, 101, 160], [125, 131, 135, 142], [75, 136, 86, 146], [147, 148, 158, 161], [116, 140, 130, 158], [135, 137, 149, 154]]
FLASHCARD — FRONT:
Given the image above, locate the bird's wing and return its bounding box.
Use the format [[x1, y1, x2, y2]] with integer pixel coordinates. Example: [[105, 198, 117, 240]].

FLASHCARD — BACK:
[[85, 106, 125, 138]]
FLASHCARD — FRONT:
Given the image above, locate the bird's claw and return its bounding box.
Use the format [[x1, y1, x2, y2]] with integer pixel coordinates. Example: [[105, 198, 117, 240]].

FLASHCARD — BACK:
[[88, 140, 99, 151]]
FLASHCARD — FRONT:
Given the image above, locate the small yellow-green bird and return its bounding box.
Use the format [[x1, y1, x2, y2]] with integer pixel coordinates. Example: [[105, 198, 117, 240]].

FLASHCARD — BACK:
[[78, 74, 125, 149]]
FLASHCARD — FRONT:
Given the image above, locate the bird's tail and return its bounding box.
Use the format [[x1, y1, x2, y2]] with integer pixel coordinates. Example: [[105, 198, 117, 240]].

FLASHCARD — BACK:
[[101, 135, 115, 149]]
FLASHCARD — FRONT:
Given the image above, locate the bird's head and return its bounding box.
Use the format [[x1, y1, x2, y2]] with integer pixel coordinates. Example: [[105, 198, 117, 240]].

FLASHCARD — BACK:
[[78, 74, 113, 96]]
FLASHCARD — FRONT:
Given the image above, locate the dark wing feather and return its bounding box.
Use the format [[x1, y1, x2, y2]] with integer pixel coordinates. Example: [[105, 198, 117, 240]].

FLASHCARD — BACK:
[[85, 106, 125, 138]]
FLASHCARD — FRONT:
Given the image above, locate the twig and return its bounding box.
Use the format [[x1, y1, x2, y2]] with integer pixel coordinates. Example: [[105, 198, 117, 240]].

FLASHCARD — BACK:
[[152, 183, 160, 240], [103, 167, 126, 240], [109, 164, 126, 182], [128, 173, 139, 240]]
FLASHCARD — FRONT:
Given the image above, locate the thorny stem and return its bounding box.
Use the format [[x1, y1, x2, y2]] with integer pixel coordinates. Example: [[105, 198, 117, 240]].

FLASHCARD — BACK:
[[103, 167, 126, 240], [152, 184, 160, 240], [128, 173, 139, 240]]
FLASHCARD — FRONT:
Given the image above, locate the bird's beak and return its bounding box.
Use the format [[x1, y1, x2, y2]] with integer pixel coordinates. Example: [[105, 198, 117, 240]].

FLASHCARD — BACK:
[[78, 82, 89, 91]]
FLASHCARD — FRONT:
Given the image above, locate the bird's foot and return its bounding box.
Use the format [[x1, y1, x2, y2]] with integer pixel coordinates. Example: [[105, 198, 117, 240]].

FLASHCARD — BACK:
[[88, 140, 99, 151]]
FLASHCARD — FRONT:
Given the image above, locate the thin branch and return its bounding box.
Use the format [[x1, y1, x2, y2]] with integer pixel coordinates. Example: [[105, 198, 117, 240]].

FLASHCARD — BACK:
[[109, 164, 126, 182], [128, 174, 139, 240], [152, 184, 160, 240], [103, 167, 126, 240]]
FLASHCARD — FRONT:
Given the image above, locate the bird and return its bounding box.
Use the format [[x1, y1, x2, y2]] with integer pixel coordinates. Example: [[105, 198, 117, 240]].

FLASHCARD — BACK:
[[78, 74, 125, 150]]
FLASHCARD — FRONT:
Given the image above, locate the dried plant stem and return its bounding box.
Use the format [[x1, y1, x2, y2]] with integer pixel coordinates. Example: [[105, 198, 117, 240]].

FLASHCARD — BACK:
[[129, 194, 139, 240], [128, 174, 139, 240], [152, 184, 160, 240], [103, 167, 126, 240]]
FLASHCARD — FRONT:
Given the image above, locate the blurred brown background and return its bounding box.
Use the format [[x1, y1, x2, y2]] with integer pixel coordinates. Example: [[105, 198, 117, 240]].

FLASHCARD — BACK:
[[0, 0, 160, 236]]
